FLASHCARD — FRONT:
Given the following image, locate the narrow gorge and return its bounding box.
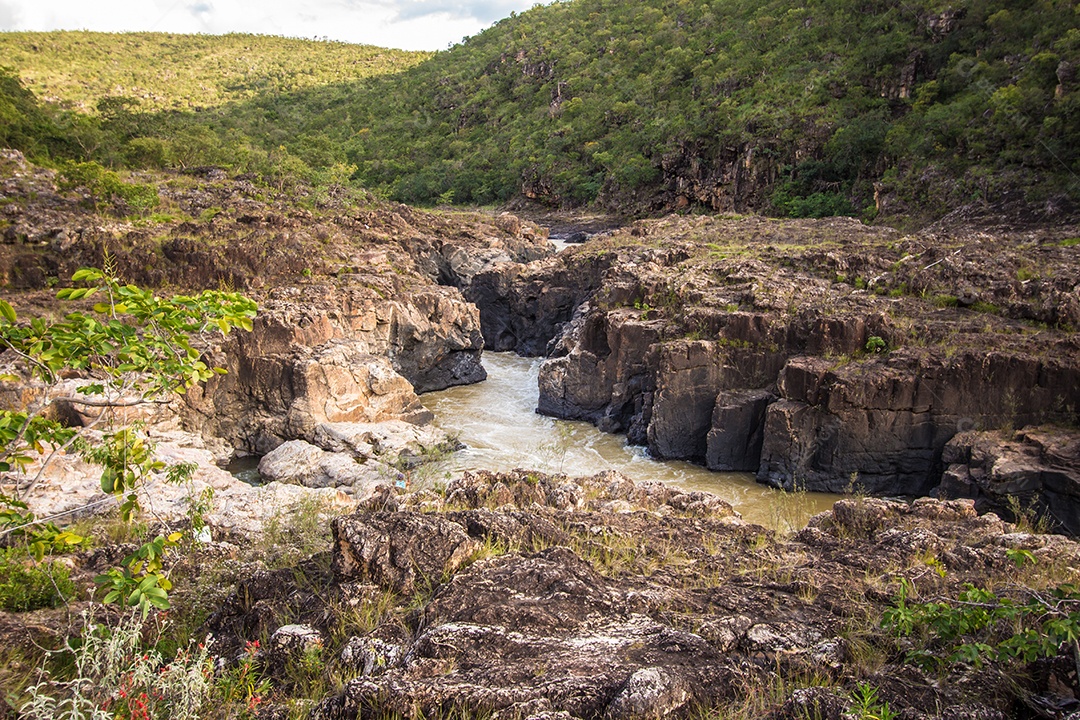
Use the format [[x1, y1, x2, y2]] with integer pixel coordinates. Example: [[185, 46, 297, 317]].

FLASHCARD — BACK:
[[3, 152, 1080, 720]]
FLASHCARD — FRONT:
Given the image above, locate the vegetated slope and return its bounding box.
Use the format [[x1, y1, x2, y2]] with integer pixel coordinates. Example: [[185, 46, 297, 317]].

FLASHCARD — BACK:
[[326, 0, 1080, 219], [0, 31, 429, 111], [1, 0, 1079, 223]]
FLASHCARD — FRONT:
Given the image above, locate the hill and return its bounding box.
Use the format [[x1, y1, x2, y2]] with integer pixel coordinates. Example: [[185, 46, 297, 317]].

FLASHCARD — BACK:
[[0, 31, 428, 111], [1, 0, 1079, 223]]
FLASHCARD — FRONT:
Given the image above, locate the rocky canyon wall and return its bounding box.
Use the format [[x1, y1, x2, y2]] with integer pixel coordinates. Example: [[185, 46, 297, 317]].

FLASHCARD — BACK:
[[467, 215, 1080, 529]]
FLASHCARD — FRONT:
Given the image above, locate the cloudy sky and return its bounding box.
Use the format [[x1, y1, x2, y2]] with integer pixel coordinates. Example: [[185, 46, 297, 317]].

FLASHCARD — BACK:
[[0, 0, 545, 51]]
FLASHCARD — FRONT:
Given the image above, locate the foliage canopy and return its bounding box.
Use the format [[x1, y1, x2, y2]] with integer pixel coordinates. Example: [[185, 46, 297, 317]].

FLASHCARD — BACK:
[[0, 0, 1078, 218]]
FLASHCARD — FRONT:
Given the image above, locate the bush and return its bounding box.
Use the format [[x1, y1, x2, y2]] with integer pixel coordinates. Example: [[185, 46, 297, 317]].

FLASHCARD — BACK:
[[57, 160, 159, 214], [20, 609, 214, 720], [0, 548, 76, 611]]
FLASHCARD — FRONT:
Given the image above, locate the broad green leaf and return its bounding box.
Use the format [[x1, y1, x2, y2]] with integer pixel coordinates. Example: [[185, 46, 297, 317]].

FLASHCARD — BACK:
[[0, 300, 16, 324]]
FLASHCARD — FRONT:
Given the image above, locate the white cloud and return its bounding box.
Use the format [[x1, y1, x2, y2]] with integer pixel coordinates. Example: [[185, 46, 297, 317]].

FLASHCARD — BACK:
[[394, 0, 532, 23], [0, 1, 20, 29], [0, 0, 546, 50]]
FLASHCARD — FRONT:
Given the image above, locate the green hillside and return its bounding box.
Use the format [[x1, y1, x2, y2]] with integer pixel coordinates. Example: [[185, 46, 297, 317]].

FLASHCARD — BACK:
[[0, 31, 428, 111], [1, 0, 1078, 222]]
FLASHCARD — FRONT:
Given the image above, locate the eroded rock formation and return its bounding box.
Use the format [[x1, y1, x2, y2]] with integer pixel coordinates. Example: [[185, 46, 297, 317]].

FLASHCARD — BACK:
[[194, 470, 1080, 720], [940, 426, 1080, 535], [470, 215, 1080, 526]]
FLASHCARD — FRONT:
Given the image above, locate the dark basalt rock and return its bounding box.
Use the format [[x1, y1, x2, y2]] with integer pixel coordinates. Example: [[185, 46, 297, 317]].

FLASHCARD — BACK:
[[487, 214, 1080, 512], [706, 388, 775, 472], [939, 426, 1080, 535]]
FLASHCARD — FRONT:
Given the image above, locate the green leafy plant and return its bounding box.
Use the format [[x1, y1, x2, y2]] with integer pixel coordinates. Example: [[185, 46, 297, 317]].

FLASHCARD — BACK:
[[19, 609, 214, 720], [849, 683, 896, 720], [865, 336, 887, 354], [0, 493, 85, 560], [882, 568, 1080, 671], [94, 531, 183, 616], [0, 547, 76, 611], [0, 265, 256, 611]]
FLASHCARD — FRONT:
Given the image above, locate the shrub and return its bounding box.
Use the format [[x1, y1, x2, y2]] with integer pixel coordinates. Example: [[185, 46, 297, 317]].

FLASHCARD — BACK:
[[57, 160, 160, 214], [20, 610, 214, 720], [0, 548, 76, 611]]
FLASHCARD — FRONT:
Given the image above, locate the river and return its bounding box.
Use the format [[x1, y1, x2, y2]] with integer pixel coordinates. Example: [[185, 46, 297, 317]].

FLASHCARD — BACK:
[[421, 352, 840, 530]]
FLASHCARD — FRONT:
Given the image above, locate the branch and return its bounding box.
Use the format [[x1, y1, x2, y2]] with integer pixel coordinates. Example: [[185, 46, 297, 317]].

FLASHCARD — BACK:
[[53, 396, 172, 408], [0, 493, 119, 539], [21, 424, 88, 497], [0, 336, 56, 384]]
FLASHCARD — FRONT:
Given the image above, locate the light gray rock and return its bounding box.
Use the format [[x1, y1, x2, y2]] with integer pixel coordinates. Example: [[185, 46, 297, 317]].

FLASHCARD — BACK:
[[604, 667, 692, 719], [340, 637, 404, 677], [311, 420, 451, 464], [270, 624, 324, 656], [258, 439, 388, 490]]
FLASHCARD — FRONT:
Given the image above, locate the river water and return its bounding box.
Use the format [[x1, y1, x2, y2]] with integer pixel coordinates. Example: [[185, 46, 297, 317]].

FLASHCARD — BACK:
[[421, 352, 841, 530]]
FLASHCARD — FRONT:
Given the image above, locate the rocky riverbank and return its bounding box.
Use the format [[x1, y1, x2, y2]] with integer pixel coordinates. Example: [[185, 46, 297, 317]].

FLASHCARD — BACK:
[[0, 150, 552, 528], [4, 151, 1080, 718], [467, 213, 1080, 531], [10, 469, 1076, 719]]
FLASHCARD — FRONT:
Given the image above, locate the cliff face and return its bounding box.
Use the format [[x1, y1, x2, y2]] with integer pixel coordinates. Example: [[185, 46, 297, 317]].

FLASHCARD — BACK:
[[185, 282, 487, 453], [469, 214, 1080, 521], [0, 153, 552, 458]]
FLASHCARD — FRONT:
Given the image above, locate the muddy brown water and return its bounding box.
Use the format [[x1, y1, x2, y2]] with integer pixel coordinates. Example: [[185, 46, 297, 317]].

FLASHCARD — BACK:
[[421, 352, 841, 530]]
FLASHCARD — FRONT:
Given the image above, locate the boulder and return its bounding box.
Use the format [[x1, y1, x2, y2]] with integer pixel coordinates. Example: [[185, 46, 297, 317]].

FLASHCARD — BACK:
[[284, 344, 430, 440], [310, 420, 453, 466], [938, 426, 1080, 535], [331, 511, 479, 593], [257, 439, 389, 491], [339, 636, 405, 677], [269, 624, 324, 659]]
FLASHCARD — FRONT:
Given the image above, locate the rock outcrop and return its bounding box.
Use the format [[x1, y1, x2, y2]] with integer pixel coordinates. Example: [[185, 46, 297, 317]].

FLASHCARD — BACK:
[[940, 426, 1080, 535], [757, 349, 1080, 495], [472, 214, 1080, 505], [193, 471, 1080, 720], [184, 286, 481, 454], [7, 426, 358, 537], [0, 156, 553, 461], [332, 511, 479, 593]]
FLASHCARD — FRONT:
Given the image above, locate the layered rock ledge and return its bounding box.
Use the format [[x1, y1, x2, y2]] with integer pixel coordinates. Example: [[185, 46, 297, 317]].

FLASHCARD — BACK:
[[469, 214, 1080, 529]]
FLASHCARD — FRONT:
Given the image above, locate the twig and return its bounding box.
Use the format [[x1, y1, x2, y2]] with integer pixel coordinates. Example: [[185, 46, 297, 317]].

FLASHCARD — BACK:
[[54, 396, 170, 408], [0, 337, 57, 384], [922, 247, 963, 272], [0, 494, 120, 538]]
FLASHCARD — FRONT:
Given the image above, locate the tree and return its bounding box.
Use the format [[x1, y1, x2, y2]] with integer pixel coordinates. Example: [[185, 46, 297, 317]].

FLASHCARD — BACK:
[[0, 265, 257, 614]]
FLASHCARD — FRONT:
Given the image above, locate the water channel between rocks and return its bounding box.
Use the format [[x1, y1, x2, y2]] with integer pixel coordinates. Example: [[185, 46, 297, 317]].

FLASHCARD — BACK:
[[421, 352, 842, 530]]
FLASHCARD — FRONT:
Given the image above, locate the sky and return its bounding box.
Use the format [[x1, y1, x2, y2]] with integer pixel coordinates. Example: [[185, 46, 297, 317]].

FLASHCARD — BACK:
[[0, 0, 546, 51]]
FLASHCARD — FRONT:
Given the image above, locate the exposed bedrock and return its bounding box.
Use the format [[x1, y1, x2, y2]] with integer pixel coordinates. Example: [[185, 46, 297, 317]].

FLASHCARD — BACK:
[[757, 350, 1080, 495], [479, 215, 1080, 515], [940, 426, 1080, 535], [201, 470, 1080, 720], [184, 282, 486, 454], [539, 306, 1079, 498], [466, 244, 687, 356]]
